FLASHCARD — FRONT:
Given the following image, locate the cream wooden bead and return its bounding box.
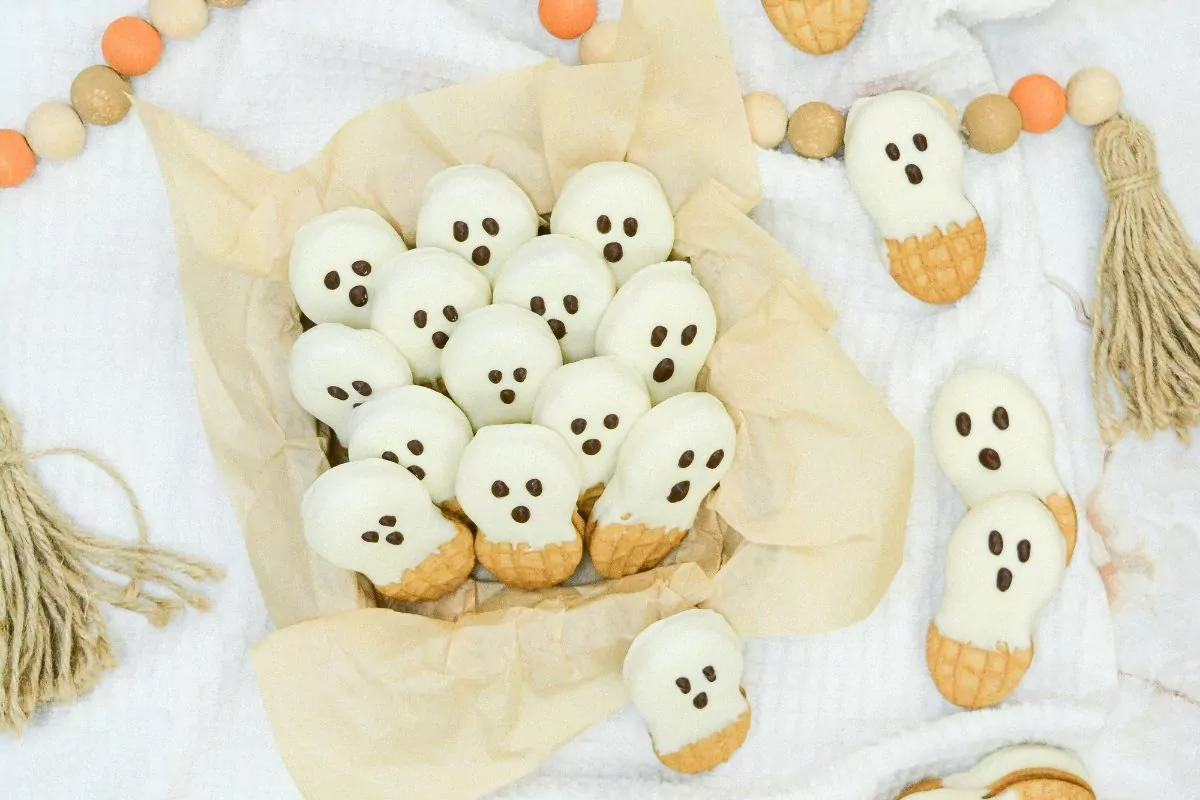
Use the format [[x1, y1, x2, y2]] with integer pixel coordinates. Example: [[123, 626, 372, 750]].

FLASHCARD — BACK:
[[1067, 67, 1122, 126], [743, 92, 788, 149], [25, 102, 86, 162], [578, 20, 618, 64], [150, 0, 210, 40]]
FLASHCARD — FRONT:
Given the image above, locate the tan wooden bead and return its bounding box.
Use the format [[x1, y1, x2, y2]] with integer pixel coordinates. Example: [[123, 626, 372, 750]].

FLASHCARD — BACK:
[[149, 0, 210, 39], [1066, 67, 1122, 126], [786, 101, 844, 159], [25, 101, 86, 162], [962, 94, 1022, 154], [207, 0, 247, 7], [744, 92, 788, 149], [71, 65, 133, 127], [578, 19, 619, 65]]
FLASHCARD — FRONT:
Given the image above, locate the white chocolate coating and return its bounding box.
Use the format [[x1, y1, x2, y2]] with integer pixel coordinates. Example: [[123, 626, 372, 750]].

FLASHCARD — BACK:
[[300, 458, 457, 586], [935, 493, 1066, 651], [369, 247, 491, 384], [441, 305, 564, 428], [455, 424, 581, 547], [415, 165, 540, 283], [550, 162, 675, 286], [592, 392, 735, 532], [844, 91, 979, 241], [289, 207, 408, 327], [346, 385, 473, 504], [288, 323, 412, 440], [595, 261, 716, 404], [903, 744, 1090, 799], [623, 609, 748, 757], [492, 234, 615, 362], [531, 357, 651, 491], [931, 368, 1066, 506]]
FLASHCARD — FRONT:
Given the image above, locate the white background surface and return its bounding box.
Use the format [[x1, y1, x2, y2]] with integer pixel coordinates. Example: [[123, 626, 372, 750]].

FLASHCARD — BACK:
[[1, 0, 1197, 798]]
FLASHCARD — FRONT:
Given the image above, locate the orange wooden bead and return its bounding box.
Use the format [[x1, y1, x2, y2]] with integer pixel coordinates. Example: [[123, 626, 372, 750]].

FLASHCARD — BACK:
[[0, 129, 37, 188], [1008, 74, 1066, 134], [102, 16, 164, 78], [539, 0, 597, 40]]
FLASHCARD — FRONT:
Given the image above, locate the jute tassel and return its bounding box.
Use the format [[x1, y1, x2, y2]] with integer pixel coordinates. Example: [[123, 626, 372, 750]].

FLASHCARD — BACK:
[[0, 402, 223, 734], [1091, 113, 1200, 445]]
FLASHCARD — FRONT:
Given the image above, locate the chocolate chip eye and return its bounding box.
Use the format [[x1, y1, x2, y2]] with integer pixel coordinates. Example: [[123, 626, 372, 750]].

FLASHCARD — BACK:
[[443, 305, 458, 323], [407, 440, 423, 455], [604, 414, 618, 429], [913, 133, 928, 152], [706, 449, 724, 469], [323, 271, 340, 290], [488, 370, 502, 384], [352, 380, 372, 396], [623, 217, 638, 237], [526, 479, 542, 497], [351, 260, 371, 277], [513, 367, 527, 383], [955, 412, 972, 437], [988, 530, 1003, 556], [993, 406, 1010, 430], [678, 450, 694, 468], [482, 217, 499, 236], [596, 215, 612, 234], [571, 418, 587, 435], [650, 325, 667, 347], [453, 221, 469, 242], [885, 142, 901, 161], [386, 531, 404, 545], [530, 296, 546, 315], [413, 309, 427, 329], [681, 324, 698, 346], [381, 451, 399, 463], [361, 531, 379, 543], [327, 386, 349, 401], [379, 515, 396, 527], [563, 295, 579, 315], [702, 666, 716, 682], [491, 480, 509, 498], [676, 677, 691, 694], [1018, 539, 1031, 563]]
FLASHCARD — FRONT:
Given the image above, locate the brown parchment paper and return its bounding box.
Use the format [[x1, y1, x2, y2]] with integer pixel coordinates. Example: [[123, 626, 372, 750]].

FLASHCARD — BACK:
[[137, 0, 912, 796]]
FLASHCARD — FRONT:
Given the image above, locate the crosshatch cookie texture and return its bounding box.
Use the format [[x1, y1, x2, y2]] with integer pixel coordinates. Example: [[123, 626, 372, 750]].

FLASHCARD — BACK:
[[761, 0, 870, 55]]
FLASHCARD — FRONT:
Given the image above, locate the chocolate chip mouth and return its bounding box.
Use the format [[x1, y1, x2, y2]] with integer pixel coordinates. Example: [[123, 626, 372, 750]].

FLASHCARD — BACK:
[[581, 438, 601, 455], [905, 164, 924, 185], [996, 567, 1013, 592], [667, 480, 690, 503], [472, 245, 491, 267], [692, 692, 708, 709], [348, 285, 368, 307], [547, 319, 566, 339], [978, 448, 1001, 470], [431, 331, 449, 349], [652, 358, 675, 383], [499, 389, 516, 404], [511, 505, 530, 523], [603, 241, 623, 263]]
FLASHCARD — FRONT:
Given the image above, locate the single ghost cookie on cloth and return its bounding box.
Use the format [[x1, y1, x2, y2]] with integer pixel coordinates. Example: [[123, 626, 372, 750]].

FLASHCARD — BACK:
[[455, 424, 584, 589], [492, 234, 615, 362], [441, 305, 564, 428], [289, 207, 408, 327], [932, 367, 1077, 562], [301, 459, 474, 602], [415, 164, 540, 283], [288, 323, 412, 441], [927, 493, 1067, 710], [587, 392, 735, 578], [346, 385, 473, 516], [894, 743, 1096, 799], [623, 609, 751, 774], [844, 90, 987, 305], [549, 161, 675, 286], [369, 247, 491, 385], [531, 356, 651, 517], [595, 261, 717, 405]]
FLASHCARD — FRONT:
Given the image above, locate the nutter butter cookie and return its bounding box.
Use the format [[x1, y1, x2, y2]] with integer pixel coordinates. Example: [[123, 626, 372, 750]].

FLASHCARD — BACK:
[[895, 744, 1096, 799]]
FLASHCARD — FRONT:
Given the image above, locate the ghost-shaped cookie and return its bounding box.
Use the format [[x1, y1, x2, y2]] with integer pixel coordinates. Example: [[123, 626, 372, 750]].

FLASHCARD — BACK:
[[588, 392, 735, 578], [595, 261, 717, 405], [623, 609, 751, 774], [441, 305, 564, 428], [415, 164, 540, 282], [531, 357, 650, 515], [931, 367, 1077, 562], [300, 458, 474, 602], [455, 424, 583, 589], [346, 385, 473, 514], [927, 493, 1066, 709], [550, 162, 675, 286], [288, 323, 413, 440], [844, 90, 987, 305], [492, 234, 615, 362], [894, 744, 1095, 800], [369, 247, 491, 384], [289, 207, 408, 327]]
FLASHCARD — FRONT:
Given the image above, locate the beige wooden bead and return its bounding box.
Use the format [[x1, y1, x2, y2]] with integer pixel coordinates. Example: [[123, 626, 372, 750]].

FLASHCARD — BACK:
[[208, 0, 247, 7], [71, 65, 133, 127], [786, 101, 844, 159], [1067, 67, 1122, 126], [25, 101, 86, 161], [962, 93, 1022, 154], [150, 0, 210, 40], [743, 92, 788, 149], [578, 20, 619, 64]]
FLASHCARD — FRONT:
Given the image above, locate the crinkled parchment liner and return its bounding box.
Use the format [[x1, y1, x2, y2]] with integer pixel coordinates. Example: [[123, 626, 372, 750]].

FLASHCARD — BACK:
[[137, 0, 912, 796]]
